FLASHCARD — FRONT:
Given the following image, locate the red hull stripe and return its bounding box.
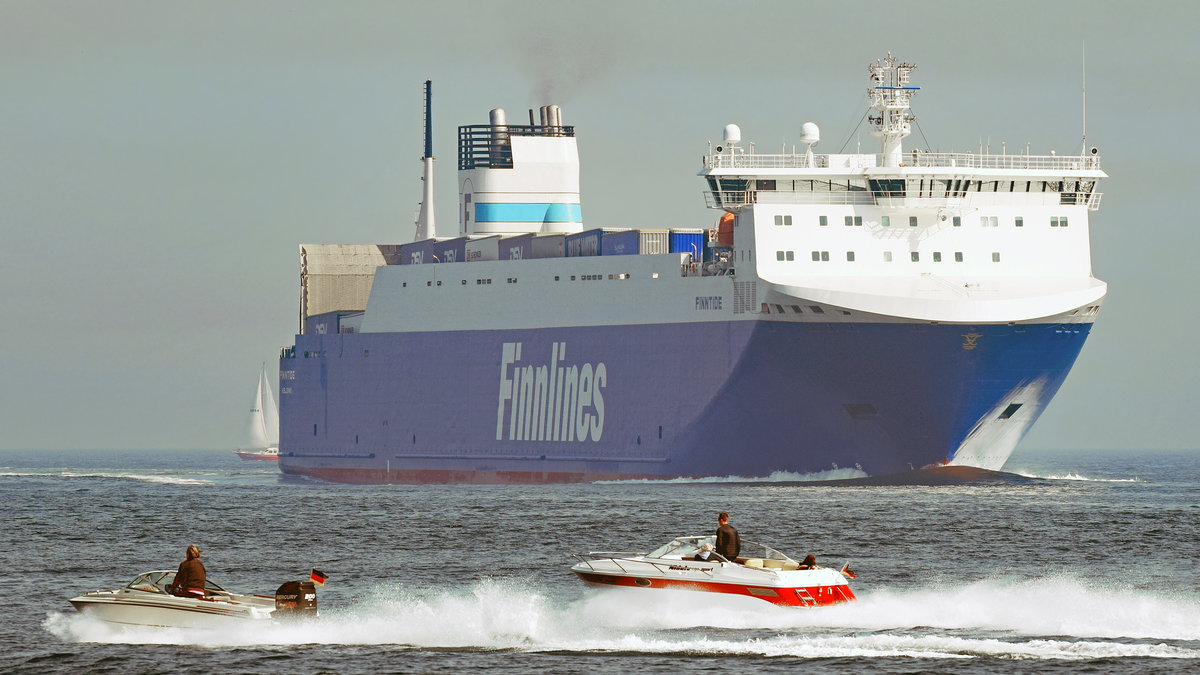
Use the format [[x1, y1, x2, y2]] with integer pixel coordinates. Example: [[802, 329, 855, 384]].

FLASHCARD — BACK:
[[573, 571, 855, 606]]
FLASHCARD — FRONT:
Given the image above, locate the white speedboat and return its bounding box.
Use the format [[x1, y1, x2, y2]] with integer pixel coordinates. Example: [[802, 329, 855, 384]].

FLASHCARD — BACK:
[[571, 536, 855, 607], [68, 570, 317, 629]]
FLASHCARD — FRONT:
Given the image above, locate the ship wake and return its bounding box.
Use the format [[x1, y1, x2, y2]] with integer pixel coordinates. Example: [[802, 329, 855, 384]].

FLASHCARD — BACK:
[[46, 576, 1200, 659]]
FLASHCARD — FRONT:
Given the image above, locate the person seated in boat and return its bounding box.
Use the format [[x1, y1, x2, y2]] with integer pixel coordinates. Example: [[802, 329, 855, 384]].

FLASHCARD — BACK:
[[169, 544, 206, 597], [798, 554, 817, 569], [690, 542, 721, 562]]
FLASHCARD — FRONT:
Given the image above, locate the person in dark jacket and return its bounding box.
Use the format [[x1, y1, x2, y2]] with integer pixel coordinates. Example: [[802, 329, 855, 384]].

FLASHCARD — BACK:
[[715, 512, 740, 561], [169, 545, 206, 597]]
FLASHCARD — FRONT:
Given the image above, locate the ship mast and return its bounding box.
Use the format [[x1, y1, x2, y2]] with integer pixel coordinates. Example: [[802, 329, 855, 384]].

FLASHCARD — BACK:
[[868, 54, 919, 167], [415, 79, 437, 240]]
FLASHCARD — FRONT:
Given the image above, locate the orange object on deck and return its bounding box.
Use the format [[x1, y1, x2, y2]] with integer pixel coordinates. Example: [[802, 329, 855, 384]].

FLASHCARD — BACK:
[[716, 212, 735, 248]]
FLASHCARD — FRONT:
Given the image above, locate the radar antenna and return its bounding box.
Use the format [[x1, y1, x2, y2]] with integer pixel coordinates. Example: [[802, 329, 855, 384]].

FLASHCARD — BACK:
[[867, 53, 919, 167]]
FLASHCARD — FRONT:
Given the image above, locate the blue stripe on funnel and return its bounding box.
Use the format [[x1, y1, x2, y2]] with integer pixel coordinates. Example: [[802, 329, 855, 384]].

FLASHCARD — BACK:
[[475, 203, 582, 223]]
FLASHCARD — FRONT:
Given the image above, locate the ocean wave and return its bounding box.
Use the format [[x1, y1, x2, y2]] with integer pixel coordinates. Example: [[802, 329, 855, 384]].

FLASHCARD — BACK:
[[2, 470, 211, 485], [1010, 470, 1140, 483]]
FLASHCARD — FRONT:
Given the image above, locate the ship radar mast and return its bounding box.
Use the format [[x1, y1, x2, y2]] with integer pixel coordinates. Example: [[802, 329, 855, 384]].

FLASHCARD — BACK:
[[415, 79, 437, 240], [868, 54, 918, 167]]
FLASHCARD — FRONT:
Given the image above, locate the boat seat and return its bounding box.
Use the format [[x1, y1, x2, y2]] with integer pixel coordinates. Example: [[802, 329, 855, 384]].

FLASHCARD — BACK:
[[744, 558, 764, 568]]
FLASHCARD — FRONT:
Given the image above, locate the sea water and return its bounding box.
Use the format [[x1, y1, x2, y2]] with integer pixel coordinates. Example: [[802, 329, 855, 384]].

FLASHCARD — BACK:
[[2, 448, 1197, 673]]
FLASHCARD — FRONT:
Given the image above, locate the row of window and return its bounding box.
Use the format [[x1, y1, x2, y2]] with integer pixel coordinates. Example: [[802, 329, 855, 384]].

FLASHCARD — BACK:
[[757, 178, 1094, 196], [405, 272, 646, 289], [774, 214, 1069, 228], [779, 250, 1001, 262]]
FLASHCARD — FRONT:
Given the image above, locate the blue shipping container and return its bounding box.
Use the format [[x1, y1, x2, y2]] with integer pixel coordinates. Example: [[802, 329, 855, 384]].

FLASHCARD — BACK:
[[431, 237, 468, 264], [669, 231, 705, 260], [500, 234, 534, 261], [566, 229, 609, 257], [601, 230, 640, 256]]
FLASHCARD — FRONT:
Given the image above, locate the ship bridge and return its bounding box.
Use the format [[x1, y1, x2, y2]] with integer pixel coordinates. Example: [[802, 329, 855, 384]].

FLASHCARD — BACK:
[[697, 54, 1107, 324]]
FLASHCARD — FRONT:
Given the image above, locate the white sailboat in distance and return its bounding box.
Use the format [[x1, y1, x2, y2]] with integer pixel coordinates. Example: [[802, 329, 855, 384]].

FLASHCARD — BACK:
[[234, 364, 280, 461]]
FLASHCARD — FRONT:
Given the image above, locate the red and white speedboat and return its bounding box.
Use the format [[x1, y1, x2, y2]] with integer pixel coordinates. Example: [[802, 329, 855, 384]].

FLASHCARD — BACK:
[[571, 536, 855, 607]]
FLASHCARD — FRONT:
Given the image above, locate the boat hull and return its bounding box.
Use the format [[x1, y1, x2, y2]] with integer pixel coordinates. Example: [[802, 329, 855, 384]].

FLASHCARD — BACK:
[[69, 594, 273, 629], [572, 569, 854, 607], [278, 317, 1092, 483], [235, 449, 279, 461]]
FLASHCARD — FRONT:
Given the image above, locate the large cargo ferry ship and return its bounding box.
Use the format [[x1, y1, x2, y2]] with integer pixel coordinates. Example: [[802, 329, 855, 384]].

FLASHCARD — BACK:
[[277, 55, 1107, 484]]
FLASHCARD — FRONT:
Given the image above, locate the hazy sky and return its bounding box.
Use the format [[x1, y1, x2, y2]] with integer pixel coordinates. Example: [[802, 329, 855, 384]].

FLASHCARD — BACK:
[[1, 0, 1196, 452]]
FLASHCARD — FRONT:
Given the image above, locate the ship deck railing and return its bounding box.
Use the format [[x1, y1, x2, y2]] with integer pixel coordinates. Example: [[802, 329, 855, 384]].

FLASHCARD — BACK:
[[704, 189, 1103, 211], [705, 150, 1101, 172], [458, 124, 576, 170]]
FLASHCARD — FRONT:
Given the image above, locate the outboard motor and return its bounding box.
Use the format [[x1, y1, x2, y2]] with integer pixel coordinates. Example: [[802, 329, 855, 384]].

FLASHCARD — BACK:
[[274, 580, 318, 617]]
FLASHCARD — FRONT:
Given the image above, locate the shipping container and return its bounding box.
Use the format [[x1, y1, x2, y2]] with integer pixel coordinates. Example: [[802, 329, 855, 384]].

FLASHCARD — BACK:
[[430, 237, 468, 264], [669, 229, 705, 262], [465, 235, 501, 262], [500, 233, 533, 261], [532, 234, 565, 259], [601, 230, 640, 256], [639, 229, 670, 255], [601, 229, 670, 257], [400, 237, 469, 265], [566, 228, 617, 257], [399, 239, 437, 265]]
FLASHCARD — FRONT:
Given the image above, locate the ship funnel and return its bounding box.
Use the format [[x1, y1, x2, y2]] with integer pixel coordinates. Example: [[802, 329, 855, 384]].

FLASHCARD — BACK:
[[458, 100, 583, 236], [414, 79, 437, 241]]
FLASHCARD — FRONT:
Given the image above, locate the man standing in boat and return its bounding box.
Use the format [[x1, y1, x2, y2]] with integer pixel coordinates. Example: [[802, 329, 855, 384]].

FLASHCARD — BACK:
[[169, 545, 206, 597], [715, 512, 740, 561]]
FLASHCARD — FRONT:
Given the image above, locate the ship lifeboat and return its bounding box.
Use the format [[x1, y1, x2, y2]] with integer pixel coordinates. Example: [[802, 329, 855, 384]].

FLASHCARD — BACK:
[[570, 535, 855, 607], [715, 212, 735, 248]]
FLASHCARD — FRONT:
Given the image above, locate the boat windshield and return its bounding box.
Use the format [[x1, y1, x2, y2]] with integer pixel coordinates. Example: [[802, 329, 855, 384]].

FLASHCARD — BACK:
[[127, 572, 174, 593], [125, 571, 227, 594], [646, 536, 715, 559], [740, 540, 796, 563]]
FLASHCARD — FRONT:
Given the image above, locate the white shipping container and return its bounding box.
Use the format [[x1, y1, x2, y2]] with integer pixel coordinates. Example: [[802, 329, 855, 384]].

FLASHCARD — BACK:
[[465, 235, 501, 262], [532, 234, 565, 259]]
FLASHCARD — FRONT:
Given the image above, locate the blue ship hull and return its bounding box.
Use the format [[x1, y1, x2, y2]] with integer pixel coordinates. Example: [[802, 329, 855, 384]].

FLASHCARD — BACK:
[[277, 319, 1092, 483]]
